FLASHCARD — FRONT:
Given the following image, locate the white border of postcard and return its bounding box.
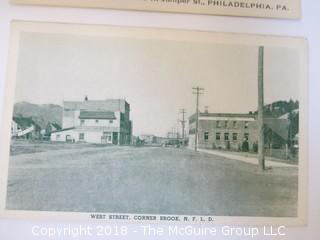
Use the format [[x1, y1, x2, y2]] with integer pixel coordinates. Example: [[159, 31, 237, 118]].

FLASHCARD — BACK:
[[0, 21, 308, 225]]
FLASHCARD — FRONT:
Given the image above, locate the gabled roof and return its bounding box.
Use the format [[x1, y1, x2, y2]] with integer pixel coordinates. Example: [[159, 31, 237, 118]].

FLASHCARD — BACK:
[[51, 127, 75, 133], [278, 109, 299, 119], [50, 122, 62, 130], [79, 111, 116, 120], [264, 118, 289, 140], [13, 116, 40, 129]]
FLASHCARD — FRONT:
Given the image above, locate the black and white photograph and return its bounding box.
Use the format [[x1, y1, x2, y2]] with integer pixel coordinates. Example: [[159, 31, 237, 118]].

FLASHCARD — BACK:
[[0, 21, 307, 225]]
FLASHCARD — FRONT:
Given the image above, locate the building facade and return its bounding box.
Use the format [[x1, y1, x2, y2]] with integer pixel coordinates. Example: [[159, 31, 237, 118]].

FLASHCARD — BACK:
[[139, 134, 164, 145], [11, 116, 42, 139], [51, 98, 132, 145], [45, 122, 61, 138], [188, 112, 259, 152]]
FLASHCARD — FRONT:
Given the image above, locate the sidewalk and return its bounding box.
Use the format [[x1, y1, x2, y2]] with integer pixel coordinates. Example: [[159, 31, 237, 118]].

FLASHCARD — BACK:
[[198, 149, 298, 168]]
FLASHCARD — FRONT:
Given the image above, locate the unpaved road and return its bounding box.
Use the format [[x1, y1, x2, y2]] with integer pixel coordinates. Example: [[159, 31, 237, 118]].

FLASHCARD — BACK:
[[6, 143, 298, 217]]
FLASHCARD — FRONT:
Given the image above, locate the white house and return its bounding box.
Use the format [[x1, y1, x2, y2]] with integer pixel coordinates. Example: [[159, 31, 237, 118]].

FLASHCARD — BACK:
[[11, 116, 41, 139], [51, 98, 132, 145]]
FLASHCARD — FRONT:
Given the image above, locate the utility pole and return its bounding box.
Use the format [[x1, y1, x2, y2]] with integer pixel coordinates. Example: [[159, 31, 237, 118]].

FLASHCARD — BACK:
[[192, 87, 204, 152], [176, 120, 180, 139], [172, 126, 175, 138], [258, 46, 265, 170], [180, 109, 186, 140]]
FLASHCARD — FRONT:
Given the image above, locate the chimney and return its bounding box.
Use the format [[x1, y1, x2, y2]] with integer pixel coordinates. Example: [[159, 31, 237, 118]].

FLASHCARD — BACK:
[[204, 106, 209, 114], [85, 96, 88, 101]]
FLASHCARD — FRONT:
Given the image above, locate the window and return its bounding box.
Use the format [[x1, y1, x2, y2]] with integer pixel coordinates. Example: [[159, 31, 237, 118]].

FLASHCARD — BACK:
[[224, 133, 229, 141], [224, 121, 228, 128], [216, 133, 221, 140], [56, 134, 60, 141], [109, 120, 113, 124], [95, 119, 99, 124], [244, 133, 249, 141], [80, 119, 85, 125], [79, 133, 85, 140], [233, 133, 238, 141], [233, 121, 237, 128], [103, 132, 112, 142], [244, 121, 249, 129], [216, 121, 221, 128], [189, 128, 196, 135], [66, 135, 71, 141], [204, 132, 209, 141]]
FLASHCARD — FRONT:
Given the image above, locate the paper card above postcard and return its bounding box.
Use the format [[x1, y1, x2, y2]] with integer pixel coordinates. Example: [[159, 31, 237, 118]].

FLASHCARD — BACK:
[[10, 0, 301, 19]]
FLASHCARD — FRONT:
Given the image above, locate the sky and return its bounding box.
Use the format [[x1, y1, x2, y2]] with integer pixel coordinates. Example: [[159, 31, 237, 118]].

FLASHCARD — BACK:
[[14, 32, 300, 137]]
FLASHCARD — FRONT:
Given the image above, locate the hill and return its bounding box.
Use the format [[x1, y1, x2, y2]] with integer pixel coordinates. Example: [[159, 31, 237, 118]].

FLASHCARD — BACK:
[[250, 99, 299, 118], [13, 102, 63, 129]]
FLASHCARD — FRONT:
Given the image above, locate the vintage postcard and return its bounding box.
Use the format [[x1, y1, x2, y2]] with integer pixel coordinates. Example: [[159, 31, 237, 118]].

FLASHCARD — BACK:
[[10, 0, 301, 19], [0, 21, 308, 225]]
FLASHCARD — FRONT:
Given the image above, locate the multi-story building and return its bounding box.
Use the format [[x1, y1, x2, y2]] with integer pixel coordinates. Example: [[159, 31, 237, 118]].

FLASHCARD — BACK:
[[189, 111, 292, 152], [51, 98, 132, 145], [188, 112, 259, 151]]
